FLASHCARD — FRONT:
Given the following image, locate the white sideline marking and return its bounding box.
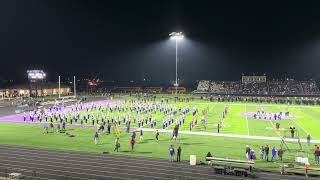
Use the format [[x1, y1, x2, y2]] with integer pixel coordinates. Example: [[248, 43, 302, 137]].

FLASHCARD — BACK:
[[193, 102, 320, 109], [141, 128, 320, 143]]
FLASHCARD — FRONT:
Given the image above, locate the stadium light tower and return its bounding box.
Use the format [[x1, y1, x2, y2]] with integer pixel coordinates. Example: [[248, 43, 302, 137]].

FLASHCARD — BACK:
[[27, 70, 46, 80], [27, 70, 46, 97], [169, 32, 184, 94]]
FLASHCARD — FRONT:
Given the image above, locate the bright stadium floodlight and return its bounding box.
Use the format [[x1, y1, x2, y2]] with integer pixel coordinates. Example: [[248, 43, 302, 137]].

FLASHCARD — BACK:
[[169, 32, 184, 40], [27, 70, 46, 80], [169, 32, 184, 94], [27, 70, 46, 97]]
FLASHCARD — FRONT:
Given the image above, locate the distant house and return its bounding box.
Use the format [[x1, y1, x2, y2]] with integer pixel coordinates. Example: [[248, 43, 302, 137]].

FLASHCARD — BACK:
[[3, 82, 71, 97]]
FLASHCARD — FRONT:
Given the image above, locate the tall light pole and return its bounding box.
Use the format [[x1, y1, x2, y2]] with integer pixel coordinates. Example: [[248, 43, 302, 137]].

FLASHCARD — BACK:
[[169, 32, 184, 94], [74, 76, 76, 98], [58, 76, 61, 98]]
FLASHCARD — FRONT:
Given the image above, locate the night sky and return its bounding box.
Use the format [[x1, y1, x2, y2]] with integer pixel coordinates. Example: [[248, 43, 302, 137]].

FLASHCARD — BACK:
[[1, 1, 320, 85]]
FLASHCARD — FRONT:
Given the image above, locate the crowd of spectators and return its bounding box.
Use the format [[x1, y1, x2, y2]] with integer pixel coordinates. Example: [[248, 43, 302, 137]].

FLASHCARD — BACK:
[[196, 80, 320, 96], [196, 80, 210, 92]]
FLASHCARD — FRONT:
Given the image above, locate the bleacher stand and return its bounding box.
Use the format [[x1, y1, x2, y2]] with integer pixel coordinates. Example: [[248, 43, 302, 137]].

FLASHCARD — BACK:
[[194, 79, 320, 96], [196, 80, 210, 93]]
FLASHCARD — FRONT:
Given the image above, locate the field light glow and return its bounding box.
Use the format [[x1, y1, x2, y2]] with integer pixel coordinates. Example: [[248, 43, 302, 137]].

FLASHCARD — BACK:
[[27, 70, 46, 80], [169, 32, 184, 40]]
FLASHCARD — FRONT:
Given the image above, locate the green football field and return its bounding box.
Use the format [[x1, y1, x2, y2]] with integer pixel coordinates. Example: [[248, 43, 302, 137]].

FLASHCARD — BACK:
[[0, 97, 320, 172], [176, 101, 320, 139], [73, 99, 320, 139]]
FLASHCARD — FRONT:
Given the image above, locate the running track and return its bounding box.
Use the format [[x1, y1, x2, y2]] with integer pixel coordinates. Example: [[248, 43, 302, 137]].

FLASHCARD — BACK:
[[0, 145, 316, 180]]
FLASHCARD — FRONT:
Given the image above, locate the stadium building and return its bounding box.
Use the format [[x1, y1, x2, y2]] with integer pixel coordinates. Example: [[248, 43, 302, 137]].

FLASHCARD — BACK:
[[3, 82, 71, 97], [0, 89, 5, 99]]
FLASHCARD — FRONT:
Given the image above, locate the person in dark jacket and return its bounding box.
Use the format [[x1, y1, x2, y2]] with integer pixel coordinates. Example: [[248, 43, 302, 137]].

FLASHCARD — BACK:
[[107, 123, 111, 134], [315, 146, 320, 164], [177, 146, 182, 162], [130, 138, 135, 153], [307, 134, 311, 147], [245, 145, 251, 160], [264, 145, 269, 161], [94, 132, 99, 145], [278, 148, 283, 161], [155, 130, 159, 141]]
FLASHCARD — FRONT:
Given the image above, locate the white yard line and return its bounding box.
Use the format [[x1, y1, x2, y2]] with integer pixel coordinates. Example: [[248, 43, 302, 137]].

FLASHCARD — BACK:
[[275, 105, 310, 138], [292, 118, 310, 137], [301, 109, 320, 126], [245, 104, 250, 136], [193, 102, 320, 109], [264, 104, 283, 138], [140, 128, 320, 143], [294, 106, 320, 137], [268, 119, 282, 138]]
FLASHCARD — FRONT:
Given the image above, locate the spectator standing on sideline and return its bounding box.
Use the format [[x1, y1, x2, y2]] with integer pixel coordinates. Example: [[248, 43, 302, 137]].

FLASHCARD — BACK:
[[260, 146, 265, 160], [107, 123, 111, 134], [314, 145, 318, 162], [155, 130, 159, 141], [278, 148, 283, 161], [131, 131, 136, 140], [139, 128, 143, 141], [264, 145, 269, 161], [94, 132, 99, 145], [307, 134, 311, 147], [130, 138, 135, 153], [114, 137, 120, 152], [315, 146, 320, 164], [249, 150, 256, 161], [177, 146, 182, 162], [271, 147, 277, 161], [245, 145, 251, 160], [169, 145, 175, 162]]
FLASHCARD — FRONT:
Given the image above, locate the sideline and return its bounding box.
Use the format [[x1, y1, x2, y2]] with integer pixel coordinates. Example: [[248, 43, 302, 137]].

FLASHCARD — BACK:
[[140, 128, 320, 144]]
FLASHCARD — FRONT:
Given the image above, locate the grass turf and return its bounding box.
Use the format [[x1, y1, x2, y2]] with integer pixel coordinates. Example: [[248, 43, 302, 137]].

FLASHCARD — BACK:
[[0, 122, 319, 172], [1, 99, 320, 172], [72, 100, 320, 139]]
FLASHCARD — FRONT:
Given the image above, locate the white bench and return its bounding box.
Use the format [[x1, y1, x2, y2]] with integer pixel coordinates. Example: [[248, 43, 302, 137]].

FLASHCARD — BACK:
[[9, 173, 22, 179]]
